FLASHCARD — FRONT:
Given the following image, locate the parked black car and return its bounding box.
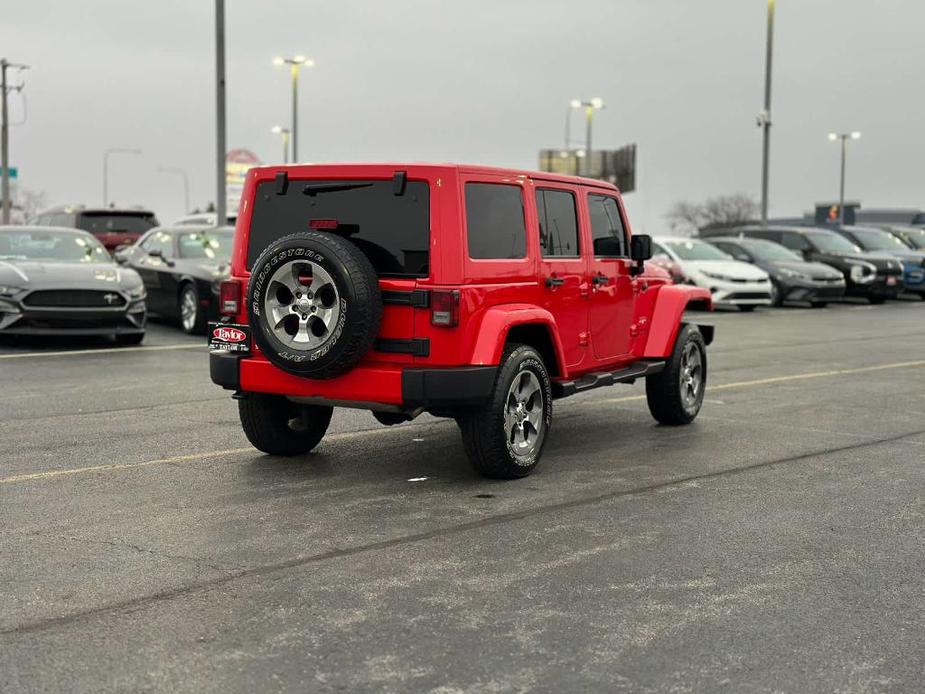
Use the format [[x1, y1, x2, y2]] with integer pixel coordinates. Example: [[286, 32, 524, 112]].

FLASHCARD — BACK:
[[698, 225, 904, 304], [704, 236, 845, 307], [0, 226, 146, 342], [830, 225, 925, 297], [115, 226, 233, 334], [874, 224, 925, 251]]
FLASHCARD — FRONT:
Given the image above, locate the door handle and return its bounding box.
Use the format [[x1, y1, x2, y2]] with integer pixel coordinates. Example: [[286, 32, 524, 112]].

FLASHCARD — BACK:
[[592, 274, 609, 286], [545, 276, 565, 288]]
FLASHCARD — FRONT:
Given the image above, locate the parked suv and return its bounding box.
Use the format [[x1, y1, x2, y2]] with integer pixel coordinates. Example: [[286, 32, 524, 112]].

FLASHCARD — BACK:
[[699, 225, 904, 303], [33, 205, 159, 252], [210, 164, 714, 478]]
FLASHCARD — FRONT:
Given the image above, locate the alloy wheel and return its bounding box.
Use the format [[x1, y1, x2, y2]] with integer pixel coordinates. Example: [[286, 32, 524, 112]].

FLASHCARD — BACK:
[[503, 370, 545, 460], [264, 260, 341, 350], [679, 341, 703, 409]]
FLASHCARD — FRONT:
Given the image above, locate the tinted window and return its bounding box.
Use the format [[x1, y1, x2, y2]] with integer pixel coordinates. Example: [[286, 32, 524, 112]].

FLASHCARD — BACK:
[[587, 194, 626, 256], [178, 230, 234, 260], [248, 179, 430, 277], [535, 189, 579, 257], [466, 183, 526, 259], [77, 212, 158, 234], [140, 230, 174, 257], [712, 241, 751, 261], [780, 232, 811, 252]]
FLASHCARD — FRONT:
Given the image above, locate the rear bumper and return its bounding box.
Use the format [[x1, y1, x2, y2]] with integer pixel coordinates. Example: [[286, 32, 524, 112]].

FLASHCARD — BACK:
[[211, 352, 497, 410]]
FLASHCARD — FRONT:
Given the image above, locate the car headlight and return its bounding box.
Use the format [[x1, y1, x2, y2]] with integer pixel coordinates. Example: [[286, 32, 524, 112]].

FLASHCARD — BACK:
[[700, 270, 732, 281], [126, 285, 146, 300], [777, 268, 811, 281], [850, 263, 876, 283], [0, 286, 21, 296]]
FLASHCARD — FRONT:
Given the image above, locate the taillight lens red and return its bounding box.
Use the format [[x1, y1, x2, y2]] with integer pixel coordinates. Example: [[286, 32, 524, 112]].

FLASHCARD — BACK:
[[220, 280, 241, 316], [431, 290, 459, 327]]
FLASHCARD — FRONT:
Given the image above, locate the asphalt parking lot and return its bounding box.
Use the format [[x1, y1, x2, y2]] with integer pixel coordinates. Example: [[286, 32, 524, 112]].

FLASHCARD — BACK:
[[2, 302, 924, 693]]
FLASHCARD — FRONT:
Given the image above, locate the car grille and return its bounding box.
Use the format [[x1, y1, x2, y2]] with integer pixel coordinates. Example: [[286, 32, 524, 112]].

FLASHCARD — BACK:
[[726, 292, 771, 300], [23, 290, 127, 308]]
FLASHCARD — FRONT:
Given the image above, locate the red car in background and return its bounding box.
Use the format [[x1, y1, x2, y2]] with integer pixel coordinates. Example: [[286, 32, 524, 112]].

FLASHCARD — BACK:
[[32, 205, 159, 252]]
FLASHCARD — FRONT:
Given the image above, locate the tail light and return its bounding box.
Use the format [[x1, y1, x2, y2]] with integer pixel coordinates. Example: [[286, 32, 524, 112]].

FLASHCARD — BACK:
[[431, 290, 459, 327], [220, 280, 242, 316]]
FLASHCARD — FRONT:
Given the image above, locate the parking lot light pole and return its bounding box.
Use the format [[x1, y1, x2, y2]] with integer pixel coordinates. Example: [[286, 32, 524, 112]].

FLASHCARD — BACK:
[[158, 166, 190, 214], [828, 131, 861, 225], [569, 98, 604, 177], [271, 126, 291, 164], [273, 55, 314, 163], [1, 58, 28, 225], [215, 0, 227, 229], [102, 148, 141, 207], [759, 0, 775, 225]]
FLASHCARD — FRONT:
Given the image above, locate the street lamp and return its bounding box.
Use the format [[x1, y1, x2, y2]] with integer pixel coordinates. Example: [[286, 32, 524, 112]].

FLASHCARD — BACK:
[[271, 126, 291, 164], [568, 98, 604, 176], [103, 148, 141, 207], [272, 55, 314, 163], [157, 166, 190, 215], [758, 0, 775, 225], [828, 131, 862, 225]]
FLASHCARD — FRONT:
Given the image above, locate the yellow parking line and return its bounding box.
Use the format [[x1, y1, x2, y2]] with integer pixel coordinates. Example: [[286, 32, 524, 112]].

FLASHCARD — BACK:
[[599, 359, 925, 403], [0, 343, 200, 360], [3, 358, 924, 485], [0, 427, 398, 485]]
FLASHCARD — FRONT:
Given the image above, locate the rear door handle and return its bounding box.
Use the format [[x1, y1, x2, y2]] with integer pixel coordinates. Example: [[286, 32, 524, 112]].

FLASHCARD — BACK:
[[545, 276, 565, 288]]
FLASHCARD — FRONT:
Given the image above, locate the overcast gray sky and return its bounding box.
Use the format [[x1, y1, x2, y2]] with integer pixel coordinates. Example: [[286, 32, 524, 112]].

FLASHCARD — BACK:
[[5, 0, 924, 229]]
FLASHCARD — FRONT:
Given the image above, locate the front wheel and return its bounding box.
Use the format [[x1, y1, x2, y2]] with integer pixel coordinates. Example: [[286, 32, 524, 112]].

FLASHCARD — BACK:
[[238, 393, 333, 456], [179, 284, 206, 334], [459, 344, 552, 479], [646, 324, 707, 425]]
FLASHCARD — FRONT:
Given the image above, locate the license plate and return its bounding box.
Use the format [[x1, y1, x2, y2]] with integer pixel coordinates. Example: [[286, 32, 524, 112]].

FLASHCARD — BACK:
[[208, 322, 251, 354], [886, 276, 898, 286]]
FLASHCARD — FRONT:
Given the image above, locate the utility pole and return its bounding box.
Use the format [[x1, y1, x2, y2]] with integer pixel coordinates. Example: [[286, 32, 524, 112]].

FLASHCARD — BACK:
[[759, 0, 775, 224], [273, 56, 313, 163], [828, 131, 861, 225], [1, 59, 9, 225], [215, 0, 227, 227]]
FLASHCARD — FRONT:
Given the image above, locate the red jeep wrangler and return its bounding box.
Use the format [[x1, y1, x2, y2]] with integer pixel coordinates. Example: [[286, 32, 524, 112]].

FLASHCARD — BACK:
[[210, 164, 713, 478]]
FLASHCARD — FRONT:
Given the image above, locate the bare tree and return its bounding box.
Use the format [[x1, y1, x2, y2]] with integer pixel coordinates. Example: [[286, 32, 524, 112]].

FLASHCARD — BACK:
[[17, 188, 48, 220], [666, 193, 760, 235]]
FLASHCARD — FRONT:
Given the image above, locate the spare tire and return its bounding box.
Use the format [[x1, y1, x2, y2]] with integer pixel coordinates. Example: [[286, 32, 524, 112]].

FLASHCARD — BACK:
[[248, 231, 382, 379]]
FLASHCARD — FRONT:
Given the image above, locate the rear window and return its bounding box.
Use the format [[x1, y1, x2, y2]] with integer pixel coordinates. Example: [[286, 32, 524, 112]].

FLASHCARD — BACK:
[[76, 212, 158, 234], [465, 183, 526, 259], [247, 179, 430, 277]]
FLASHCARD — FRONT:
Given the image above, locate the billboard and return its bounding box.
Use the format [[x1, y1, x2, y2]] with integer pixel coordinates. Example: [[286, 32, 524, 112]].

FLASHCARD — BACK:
[[226, 149, 261, 214], [539, 144, 636, 193]]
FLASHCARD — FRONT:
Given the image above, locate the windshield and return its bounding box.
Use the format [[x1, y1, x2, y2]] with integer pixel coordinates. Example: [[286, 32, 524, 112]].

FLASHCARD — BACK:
[[0, 229, 111, 263], [77, 212, 158, 234], [247, 179, 430, 277], [663, 239, 732, 261], [897, 228, 925, 249], [806, 232, 861, 254], [849, 228, 910, 252], [741, 240, 801, 262], [178, 230, 234, 260]]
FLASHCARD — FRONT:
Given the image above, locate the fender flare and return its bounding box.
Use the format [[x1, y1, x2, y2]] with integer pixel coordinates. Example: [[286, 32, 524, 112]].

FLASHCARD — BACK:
[[469, 304, 567, 375], [641, 285, 713, 358]]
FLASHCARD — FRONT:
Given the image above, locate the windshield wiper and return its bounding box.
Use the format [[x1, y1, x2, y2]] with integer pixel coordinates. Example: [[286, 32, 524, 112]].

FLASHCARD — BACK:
[[302, 182, 373, 196]]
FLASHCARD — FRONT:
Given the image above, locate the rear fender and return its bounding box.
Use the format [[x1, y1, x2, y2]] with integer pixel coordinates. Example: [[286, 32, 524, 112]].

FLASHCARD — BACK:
[[641, 285, 713, 358], [469, 305, 567, 375]]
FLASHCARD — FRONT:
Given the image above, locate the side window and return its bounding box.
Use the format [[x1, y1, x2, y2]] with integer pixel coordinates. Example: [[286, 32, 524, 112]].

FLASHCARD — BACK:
[[140, 231, 174, 257], [587, 194, 627, 257], [780, 232, 810, 251], [535, 188, 579, 257], [651, 241, 671, 260], [715, 242, 750, 262], [465, 183, 526, 259]]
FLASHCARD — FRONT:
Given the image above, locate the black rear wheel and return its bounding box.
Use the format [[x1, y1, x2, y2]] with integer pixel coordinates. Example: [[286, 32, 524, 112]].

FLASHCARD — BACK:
[[646, 324, 707, 425], [179, 283, 206, 334], [238, 393, 332, 456], [459, 344, 552, 479]]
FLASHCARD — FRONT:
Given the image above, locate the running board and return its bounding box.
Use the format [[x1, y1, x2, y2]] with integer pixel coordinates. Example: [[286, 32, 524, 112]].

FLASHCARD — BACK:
[[552, 360, 666, 399]]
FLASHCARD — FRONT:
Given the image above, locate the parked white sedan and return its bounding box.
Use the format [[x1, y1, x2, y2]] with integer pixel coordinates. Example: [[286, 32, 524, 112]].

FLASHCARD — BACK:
[[652, 237, 772, 311]]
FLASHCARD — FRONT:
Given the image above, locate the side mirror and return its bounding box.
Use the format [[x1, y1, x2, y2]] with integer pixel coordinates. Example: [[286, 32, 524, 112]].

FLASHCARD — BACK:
[[630, 234, 652, 276], [148, 249, 164, 258]]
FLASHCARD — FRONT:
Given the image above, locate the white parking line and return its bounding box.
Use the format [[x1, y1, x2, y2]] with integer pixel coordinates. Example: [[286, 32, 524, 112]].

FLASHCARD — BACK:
[[0, 343, 201, 360]]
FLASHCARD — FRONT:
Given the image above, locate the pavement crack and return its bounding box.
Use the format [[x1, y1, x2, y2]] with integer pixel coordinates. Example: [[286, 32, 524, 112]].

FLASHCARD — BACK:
[[4, 426, 925, 638]]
